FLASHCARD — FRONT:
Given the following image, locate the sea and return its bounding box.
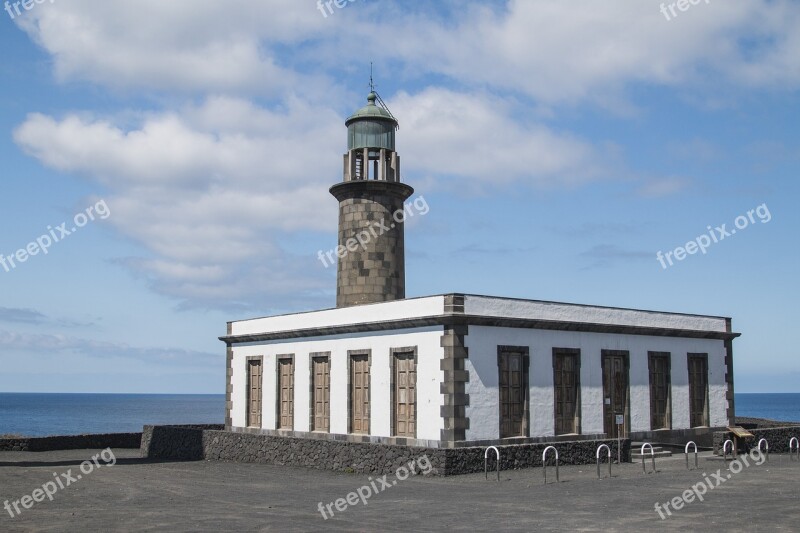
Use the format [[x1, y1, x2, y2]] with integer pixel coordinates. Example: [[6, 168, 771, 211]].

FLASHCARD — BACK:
[[0, 392, 797, 437], [735, 393, 800, 423], [0, 393, 224, 437]]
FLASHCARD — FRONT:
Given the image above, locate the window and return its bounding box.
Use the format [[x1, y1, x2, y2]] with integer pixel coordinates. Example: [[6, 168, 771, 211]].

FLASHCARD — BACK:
[[553, 348, 581, 435], [648, 352, 672, 430], [498, 346, 529, 438]]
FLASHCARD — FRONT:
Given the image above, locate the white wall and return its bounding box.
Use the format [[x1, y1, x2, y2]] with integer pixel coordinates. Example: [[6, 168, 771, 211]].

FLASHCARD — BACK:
[[230, 326, 444, 440], [464, 325, 727, 440], [231, 351, 248, 429], [229, 296, 730, 443], [231, 294, 731, 338]]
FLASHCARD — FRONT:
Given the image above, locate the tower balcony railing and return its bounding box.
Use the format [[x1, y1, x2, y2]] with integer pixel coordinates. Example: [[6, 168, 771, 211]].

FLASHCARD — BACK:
[[343, 148, 400, 182]]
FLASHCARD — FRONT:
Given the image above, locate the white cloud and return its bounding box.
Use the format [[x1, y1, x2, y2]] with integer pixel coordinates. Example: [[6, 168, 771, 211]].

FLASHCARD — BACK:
[[16, 0, 800, 103], [12, 0, 800, 310], [636, 177, 692, 198], [352, 0, 800, 105], [0, 307, 93, 327], [14, 87, 621, 308], [390, 88, 606, 187], [0, 330, 218, 366], [580, 244, 652, 270], [15, 0, 329, 95], [13, 97, 341, 309], [0, 307, 48, 324]]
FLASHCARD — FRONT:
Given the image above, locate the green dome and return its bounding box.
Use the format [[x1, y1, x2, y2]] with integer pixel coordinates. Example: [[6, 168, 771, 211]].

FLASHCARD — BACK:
[[345, 92, 397, 152], [345, 92, 397, 126]]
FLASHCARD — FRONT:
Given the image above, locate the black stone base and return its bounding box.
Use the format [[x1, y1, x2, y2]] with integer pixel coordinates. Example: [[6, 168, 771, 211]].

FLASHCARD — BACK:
[[0, 432, 142, 452], [713, 426, 800, 455], [141, 425, 631, 476], [629, 427, 727, 449]]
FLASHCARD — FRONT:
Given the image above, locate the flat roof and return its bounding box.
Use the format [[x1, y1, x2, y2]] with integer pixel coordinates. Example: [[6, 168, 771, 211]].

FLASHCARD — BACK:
[[222, 293, 737, 344]]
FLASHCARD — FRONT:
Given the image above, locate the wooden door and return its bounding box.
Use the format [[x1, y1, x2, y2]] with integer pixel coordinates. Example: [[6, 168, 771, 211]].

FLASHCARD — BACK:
[[247, 358, 262, 428], [393, 352, 416, 437], [350, 354, 370, 434], [312, 356, 330, 432], [499, 352, 526, 438], [688, 355, 709, 427], [554, 353, 579, 435], [602, 353, 629, 438], [277, 358, 294, 430], [649, 354, 671, 429]]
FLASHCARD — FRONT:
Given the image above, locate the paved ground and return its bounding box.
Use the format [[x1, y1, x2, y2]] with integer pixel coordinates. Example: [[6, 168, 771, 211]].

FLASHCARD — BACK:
[[0, 448, 798, 532]]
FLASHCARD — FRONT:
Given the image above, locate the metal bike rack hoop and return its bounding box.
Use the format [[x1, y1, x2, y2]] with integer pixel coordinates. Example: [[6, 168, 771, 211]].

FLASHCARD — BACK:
[[640, 443, 656, 474], [789, 437, 799, 461], [685, 441, 698, 470], [596, 444, 612, 480], [542, 446, 559, 484], [485, 446, 500, 481], [722, 439, 734, 461], [757, 438, 769, 462]]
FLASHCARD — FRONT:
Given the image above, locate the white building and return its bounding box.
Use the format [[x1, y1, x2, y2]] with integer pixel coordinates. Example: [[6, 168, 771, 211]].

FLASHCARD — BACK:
[[222, 293, 737, 448], [220, 91, 739, 449]]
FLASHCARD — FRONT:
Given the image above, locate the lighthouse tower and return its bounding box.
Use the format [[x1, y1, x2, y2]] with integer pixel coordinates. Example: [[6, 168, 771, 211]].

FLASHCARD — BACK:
[[330, 89, 414, 308]]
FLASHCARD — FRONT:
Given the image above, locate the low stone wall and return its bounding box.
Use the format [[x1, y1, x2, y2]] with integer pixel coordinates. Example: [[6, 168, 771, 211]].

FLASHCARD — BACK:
[[713, 426, 800, 455], [141, 425, 630, 476], [0, 432, 142, 452], [138, 424, 223, 458], [630, 427, 724, 449], [446, 439, 630, 475], [736, 417, 800, 429]]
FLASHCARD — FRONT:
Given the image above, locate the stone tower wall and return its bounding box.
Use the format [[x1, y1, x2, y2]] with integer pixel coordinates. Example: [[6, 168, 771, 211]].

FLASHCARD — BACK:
[[330, 181, 413, 307]]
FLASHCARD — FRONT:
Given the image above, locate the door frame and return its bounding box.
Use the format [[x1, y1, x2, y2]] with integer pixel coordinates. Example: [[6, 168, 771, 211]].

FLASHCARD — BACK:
[[552, 348, 582, 435], [275, 354, 295, 430], [687, 353, 710, 428], [601, 350, 630, 438], [648, 351, 672, 430], [347, 349, 372, 435], [246, 355, 263, 428], [390, 346, 418, 438], [497, 345, 530, 439], [309, 352, 331, 433]]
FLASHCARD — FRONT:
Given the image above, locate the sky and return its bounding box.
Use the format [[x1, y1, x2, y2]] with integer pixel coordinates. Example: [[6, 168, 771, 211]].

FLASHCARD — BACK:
[[0, 0, 797, 394]]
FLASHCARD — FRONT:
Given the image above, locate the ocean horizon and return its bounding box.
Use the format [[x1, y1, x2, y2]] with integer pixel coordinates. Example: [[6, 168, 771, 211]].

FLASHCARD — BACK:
[[0, 393, 224, 437], [0, 392, 797, 438]]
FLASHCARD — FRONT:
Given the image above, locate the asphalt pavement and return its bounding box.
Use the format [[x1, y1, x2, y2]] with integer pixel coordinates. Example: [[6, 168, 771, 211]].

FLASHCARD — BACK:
[[1, 448, 798, 532]]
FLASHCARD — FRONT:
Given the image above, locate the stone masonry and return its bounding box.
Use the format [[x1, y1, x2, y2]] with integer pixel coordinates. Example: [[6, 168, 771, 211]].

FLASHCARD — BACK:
[[0, 432, 142, 452], [141, 424, 630, 476], [713, 425, 800, 455], [330, 180, 413, 307]]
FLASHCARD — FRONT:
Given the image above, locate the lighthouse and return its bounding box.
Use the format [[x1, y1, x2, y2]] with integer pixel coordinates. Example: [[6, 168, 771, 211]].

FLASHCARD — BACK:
[[329, 90, 414, 308], [219, 82, 739, 463]]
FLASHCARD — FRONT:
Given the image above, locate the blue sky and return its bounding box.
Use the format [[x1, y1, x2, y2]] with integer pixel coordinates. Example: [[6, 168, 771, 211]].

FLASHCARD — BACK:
[[0, 0, 797, 393]]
